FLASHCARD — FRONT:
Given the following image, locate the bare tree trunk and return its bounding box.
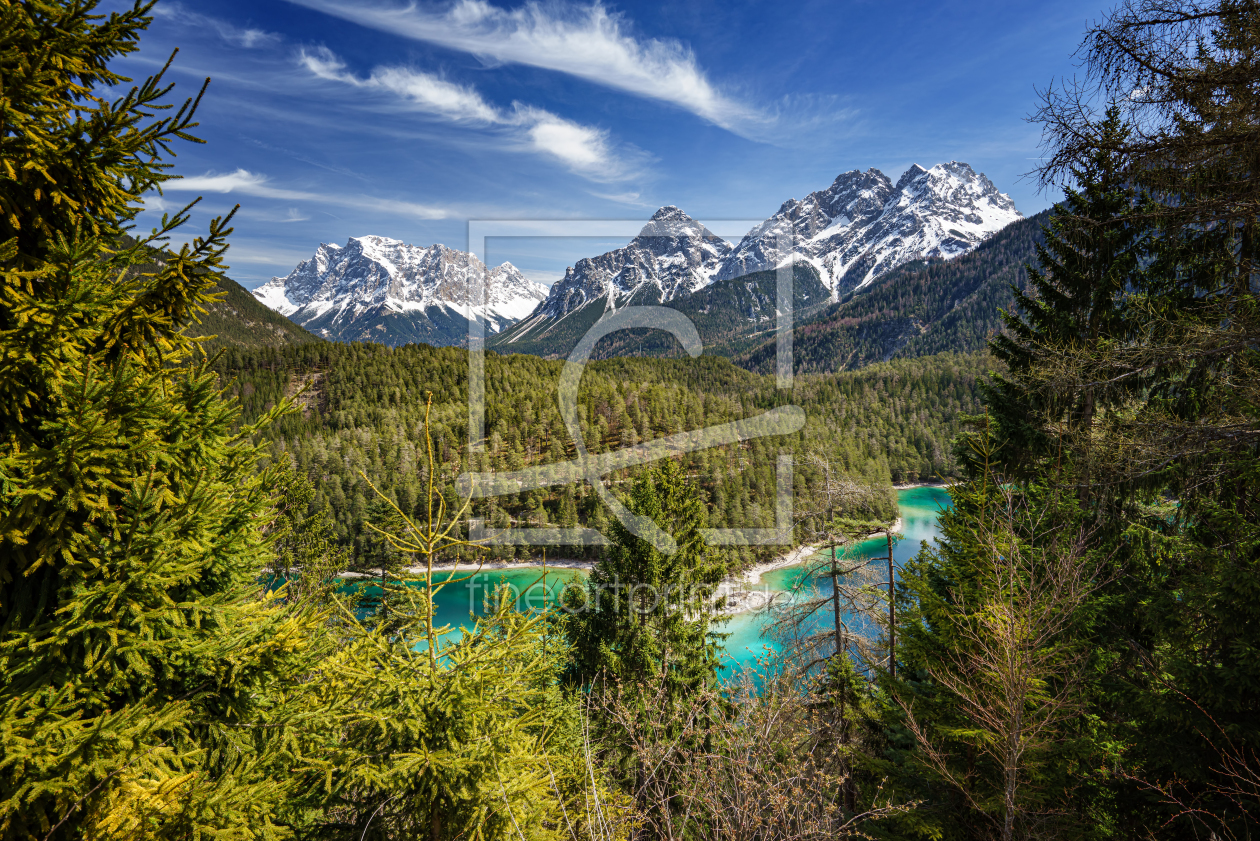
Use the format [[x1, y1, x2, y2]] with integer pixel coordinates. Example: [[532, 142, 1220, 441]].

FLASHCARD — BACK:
[[886, 530, 896, 680], [831, 541, 842, 658], [1003, 739, 1018, 841]]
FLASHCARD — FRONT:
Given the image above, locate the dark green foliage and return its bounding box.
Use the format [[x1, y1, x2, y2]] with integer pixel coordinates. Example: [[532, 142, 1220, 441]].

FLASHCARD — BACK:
[[267, 464, 350, 602], [565, 459, 726, 691], [877, 466, 1113, 841], [738, 211, 1050, 375], [94, 233, 321, 354], [984, 109, 1146, 481], [210, 342, 989, 570]]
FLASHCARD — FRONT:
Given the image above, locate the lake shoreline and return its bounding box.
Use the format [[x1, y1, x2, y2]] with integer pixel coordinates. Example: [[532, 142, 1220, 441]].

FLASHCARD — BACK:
[[345, 514, 904, 616]]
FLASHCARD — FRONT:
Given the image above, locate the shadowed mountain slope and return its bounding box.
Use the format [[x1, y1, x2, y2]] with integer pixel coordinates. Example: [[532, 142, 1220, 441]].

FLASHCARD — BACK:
[[735, 209, 1050, 374]]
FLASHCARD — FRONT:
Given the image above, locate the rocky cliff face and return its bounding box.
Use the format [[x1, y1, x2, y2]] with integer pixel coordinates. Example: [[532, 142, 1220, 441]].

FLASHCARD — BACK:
[[251, 236, 546, 347], [504, 205, 732, 342], [716, 161, 1022, 293]]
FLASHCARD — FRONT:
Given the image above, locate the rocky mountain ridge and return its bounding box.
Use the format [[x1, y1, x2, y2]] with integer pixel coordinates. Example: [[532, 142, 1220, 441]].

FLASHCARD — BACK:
[[252, 161, 1020, 352], [251, 236, 546, 347], [499, 205, 733, 346], [715, 161, 1022, 292], [492, 161, 1020, 355]]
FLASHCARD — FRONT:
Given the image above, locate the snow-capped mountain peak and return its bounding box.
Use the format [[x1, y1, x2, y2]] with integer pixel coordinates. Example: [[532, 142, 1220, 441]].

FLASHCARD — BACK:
[[250, 236, 547, 347], [895, 163, 929, 190], [527, 205, 733, 323], [716, 160, 1021, 293]]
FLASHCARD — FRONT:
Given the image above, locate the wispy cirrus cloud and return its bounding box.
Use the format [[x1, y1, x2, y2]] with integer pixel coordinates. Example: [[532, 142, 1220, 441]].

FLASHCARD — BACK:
[[299, 47, 499, 123], [285, 0, 765, 133], [152, 3, 281, 48], [166, 169, 449, 219], [297, 47, 643, 180], [510, 104, 620, 175], [587, 189, 653, 208]]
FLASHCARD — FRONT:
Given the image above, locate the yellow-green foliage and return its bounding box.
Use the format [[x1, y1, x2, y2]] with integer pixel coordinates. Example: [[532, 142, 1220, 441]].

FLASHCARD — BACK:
[[307, 587, 630, 840], [0, 0, 204, 264], [0, 3, 625, 839]]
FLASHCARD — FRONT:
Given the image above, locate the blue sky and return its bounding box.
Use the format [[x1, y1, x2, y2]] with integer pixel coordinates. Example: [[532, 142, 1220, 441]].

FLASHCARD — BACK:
[[116, 0, 1108, 288]]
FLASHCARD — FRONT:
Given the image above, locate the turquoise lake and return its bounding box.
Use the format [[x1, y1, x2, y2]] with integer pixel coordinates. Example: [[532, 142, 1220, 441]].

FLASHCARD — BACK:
[[357, 486, 952, 677], [717, 485, 952, 676]]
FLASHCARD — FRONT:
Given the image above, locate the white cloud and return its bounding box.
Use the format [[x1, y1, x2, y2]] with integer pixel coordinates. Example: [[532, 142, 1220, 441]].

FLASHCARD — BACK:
[[587, 189, 652, 207], [153, 4, 280, 48], [296, 47, 642, 180], [175, 169, 310, 200], [510, 105, 611, 174], [165, 169, 448, 219], [241, 206, 314, 223], [299, 46, 499, 123], [285, 0, 763, 132]]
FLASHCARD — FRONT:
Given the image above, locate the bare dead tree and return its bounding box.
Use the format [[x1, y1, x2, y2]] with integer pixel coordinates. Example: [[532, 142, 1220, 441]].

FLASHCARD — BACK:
[[767, 456, 898, 677], [588, 664, 917, 841], [763, 542, 885, 681], [1034, 0, 1260, 240]]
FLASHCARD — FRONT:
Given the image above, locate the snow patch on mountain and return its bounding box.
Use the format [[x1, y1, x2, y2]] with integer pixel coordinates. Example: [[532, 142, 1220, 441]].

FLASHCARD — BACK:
[[521, 206, 733, 328], [715, 161, 1021, 294], [251, 236, 547, 341]]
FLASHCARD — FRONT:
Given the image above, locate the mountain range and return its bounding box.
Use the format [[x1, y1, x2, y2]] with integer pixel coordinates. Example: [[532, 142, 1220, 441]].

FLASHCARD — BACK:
[[249, 160, 1023, 355], [251, 236, 547, 347], [715, 161, 1022, 291]]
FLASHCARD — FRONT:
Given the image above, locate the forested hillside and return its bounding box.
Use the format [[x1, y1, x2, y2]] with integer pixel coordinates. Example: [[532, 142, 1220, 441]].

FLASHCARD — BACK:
[[214, 342, 988, 566], [737, 209, 1050, 374], [189, 273, 320, 351], [124, 236, 321, 351]]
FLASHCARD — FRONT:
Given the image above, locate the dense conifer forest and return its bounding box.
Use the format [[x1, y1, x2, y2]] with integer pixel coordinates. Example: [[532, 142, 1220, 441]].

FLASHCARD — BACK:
[[3, 1, 1258, 839], [214, 341, 986, 565]]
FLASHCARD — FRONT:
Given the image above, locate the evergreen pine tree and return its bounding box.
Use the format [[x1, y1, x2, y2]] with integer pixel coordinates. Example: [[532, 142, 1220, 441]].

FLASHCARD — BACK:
[[886, 4, 1260, 837], [0, 4, 334, 836], [565, 459, 727, 694], [984, 107, 1147, 481]]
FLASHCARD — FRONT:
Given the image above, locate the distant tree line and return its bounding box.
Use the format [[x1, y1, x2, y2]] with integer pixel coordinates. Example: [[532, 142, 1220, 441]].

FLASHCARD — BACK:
[[212, 342, 989, 568]]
